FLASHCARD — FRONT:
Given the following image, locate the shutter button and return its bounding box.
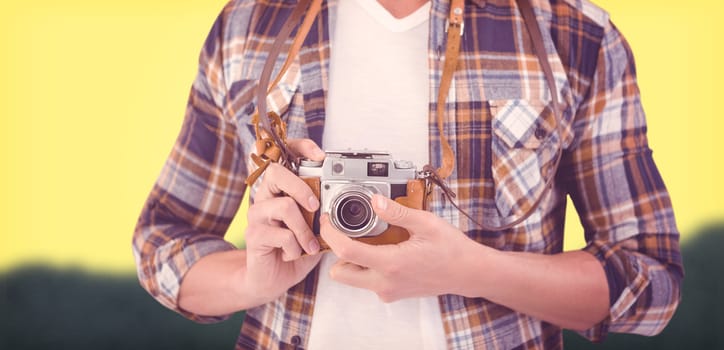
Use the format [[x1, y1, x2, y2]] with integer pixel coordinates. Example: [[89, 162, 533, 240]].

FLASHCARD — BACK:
[[534, 126, 546, 140]]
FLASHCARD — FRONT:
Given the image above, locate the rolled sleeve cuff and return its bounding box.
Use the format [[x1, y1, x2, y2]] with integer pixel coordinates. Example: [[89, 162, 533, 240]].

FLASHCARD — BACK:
[[577, 239, 651, 341], [145, 235, 237, 323]]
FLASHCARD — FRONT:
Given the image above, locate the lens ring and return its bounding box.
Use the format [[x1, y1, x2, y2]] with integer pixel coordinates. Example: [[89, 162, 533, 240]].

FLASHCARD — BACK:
[[330, 189, 377, 237], [338, 196, 372, 231]]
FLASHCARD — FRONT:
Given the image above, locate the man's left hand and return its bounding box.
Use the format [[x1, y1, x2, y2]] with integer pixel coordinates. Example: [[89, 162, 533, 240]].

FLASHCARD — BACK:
[[320, 194, 493, 302]]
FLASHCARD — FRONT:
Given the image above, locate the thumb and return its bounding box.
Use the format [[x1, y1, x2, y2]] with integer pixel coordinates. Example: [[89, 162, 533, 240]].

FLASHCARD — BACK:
[[287, 138, 325, 161], [371, 194, 419, 229]]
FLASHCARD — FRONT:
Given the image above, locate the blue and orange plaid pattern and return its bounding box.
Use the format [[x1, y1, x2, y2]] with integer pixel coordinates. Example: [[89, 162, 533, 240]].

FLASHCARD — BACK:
[[133, 0, 683, 348]]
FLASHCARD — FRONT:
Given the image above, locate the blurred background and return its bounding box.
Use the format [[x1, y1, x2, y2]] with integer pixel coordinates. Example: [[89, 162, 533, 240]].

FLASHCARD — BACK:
[[1, 0, 722, 348]]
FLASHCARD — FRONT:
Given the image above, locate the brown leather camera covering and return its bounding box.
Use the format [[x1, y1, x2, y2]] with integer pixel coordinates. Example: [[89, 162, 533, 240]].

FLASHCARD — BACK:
[[300, 177, 426, 252]]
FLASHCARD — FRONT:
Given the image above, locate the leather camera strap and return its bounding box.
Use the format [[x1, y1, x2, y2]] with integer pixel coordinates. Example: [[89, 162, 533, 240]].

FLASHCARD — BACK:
[[481, 0, 564, 230], [246, 0, 322, 186], [431, 0, 465, 181], [517, 0, 561, 118], [437, 0, 565, 231]]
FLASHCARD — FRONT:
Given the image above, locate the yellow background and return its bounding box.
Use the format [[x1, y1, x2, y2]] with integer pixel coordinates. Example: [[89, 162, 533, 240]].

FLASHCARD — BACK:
[[1, 0, 722, 273]]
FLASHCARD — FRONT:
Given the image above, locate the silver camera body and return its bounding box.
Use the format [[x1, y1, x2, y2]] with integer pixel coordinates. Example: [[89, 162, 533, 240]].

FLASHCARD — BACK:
[[298, 150, 417, 238]]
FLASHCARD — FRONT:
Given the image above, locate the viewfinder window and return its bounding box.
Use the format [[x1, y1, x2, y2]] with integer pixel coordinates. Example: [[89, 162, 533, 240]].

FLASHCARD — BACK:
[[367, 162, 389, 177]]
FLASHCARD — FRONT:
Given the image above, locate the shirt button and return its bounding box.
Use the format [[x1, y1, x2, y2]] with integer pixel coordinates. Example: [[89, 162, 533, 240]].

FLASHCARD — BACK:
[[534, 126, 547, 140], [290, 335, 302, 345], [244, 103, 256, 115]]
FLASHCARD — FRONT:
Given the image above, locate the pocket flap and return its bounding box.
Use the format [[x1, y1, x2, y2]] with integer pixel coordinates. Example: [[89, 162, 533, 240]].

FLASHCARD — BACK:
[[489, 99, 555, 149]]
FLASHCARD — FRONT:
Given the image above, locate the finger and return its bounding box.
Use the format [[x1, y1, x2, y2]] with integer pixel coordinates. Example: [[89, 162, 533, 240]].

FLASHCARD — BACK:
[[248, 197, 320, 255], [319, 214, 391, 270], [371, 194, 424, 231], [255, 163, 320, 212], [295, 253, 324, 273], [246, 225, 303, 262], [287, 138, 325, 161], [329, 260, 379, 290]]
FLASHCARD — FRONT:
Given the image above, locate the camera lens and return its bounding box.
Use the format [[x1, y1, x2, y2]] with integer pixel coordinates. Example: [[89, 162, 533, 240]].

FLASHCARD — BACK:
[[328, 185, 384, 238], [333, 191, 375, 236], [338, 197, 372, 231]]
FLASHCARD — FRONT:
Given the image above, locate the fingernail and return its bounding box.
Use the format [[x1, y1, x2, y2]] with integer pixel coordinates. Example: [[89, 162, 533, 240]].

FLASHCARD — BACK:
[[315, 149, 326, 159], [308, 239, 320, 254], [308, 196, 320, 211], [374, 195, 387, 211]]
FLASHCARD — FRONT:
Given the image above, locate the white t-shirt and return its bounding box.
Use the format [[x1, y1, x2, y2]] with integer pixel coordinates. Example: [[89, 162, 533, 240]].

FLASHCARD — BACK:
[[307, 0, 446, 349]]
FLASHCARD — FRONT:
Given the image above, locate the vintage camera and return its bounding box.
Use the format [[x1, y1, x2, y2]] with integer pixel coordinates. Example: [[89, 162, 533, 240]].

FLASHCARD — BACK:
[[298, 150, 419, 238]]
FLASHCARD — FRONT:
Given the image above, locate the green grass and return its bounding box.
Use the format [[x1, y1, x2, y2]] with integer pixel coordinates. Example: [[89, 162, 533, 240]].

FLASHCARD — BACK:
[[0, 267, 244, 349], [1, 224, 721, 349]]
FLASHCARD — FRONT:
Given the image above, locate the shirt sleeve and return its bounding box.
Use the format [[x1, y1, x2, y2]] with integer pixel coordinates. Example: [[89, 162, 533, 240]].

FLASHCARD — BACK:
[[560, 21, 684, 341], [132, 5, 248, 323]]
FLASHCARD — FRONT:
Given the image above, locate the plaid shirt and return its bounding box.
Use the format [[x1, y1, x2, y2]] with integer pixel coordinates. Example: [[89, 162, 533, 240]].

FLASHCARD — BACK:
[[133, 0, 683, 348]]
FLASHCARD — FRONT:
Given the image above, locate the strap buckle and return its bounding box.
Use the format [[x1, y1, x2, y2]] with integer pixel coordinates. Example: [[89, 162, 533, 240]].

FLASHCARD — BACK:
[[418, 165, 457, 201], [445, 19, 465, 36]]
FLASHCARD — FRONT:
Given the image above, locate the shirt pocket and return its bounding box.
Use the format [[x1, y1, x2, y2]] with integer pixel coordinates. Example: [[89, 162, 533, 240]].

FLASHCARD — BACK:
[[489, 99, 558, 220]]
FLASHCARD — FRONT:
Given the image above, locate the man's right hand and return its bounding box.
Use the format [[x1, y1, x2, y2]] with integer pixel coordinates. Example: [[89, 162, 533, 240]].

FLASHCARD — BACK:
[[244, 138, 325, 303]]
